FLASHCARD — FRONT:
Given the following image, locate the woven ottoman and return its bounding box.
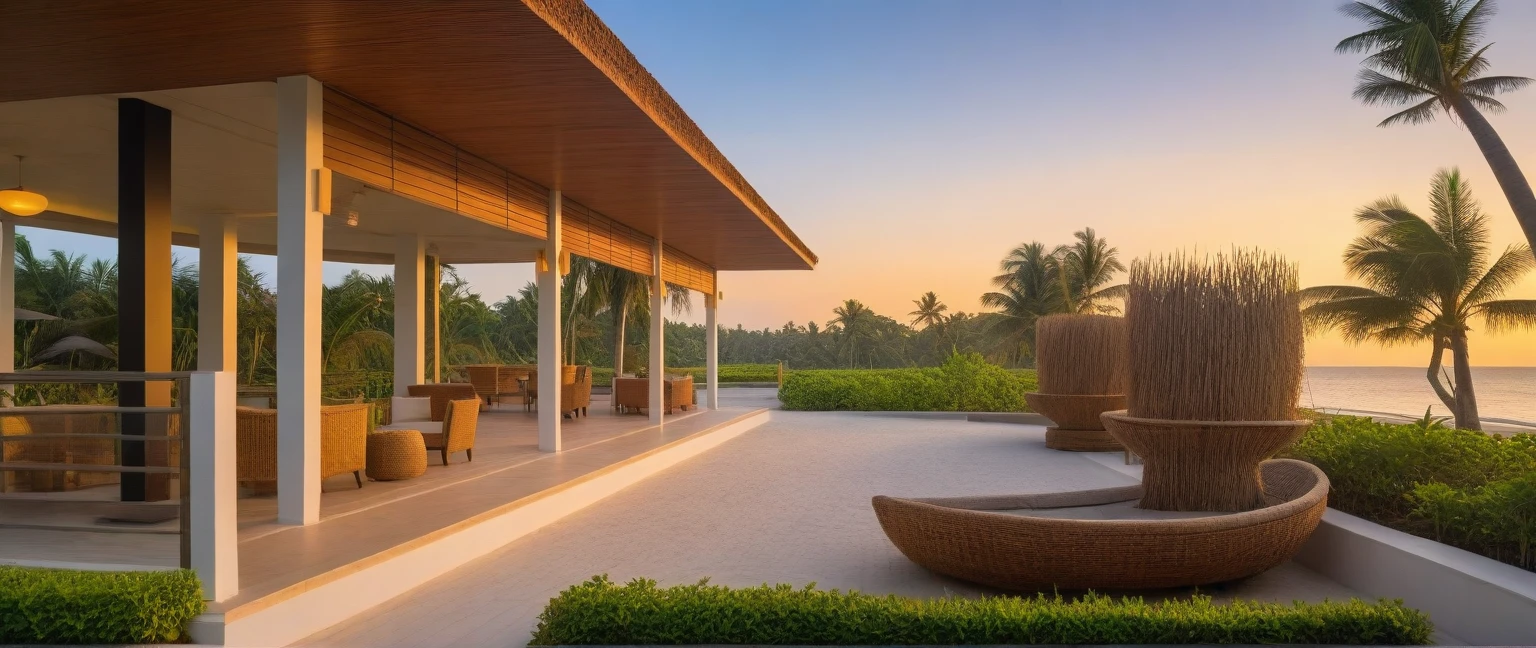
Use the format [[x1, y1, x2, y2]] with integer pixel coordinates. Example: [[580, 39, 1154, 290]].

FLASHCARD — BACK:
[[367, 430, 427, 481]]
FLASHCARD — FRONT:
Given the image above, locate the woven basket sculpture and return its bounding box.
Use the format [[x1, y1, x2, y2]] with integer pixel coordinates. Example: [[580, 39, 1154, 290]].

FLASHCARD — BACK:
[[872, 459, 1328, 591], [1025, 314, 1128, 452], [1101, 250, 1308, 512]]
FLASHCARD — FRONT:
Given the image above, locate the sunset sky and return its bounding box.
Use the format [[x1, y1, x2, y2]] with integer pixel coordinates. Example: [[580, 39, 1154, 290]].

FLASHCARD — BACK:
[[18, 0, 1536, 366]]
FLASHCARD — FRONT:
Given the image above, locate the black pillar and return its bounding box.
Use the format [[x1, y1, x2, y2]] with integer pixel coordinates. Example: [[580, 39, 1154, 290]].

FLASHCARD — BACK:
[[118, 98, 173, 502]]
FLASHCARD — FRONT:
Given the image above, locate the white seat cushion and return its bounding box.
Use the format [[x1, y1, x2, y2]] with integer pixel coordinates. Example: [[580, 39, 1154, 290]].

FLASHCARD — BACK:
[[376, 420, 442, 435], [391, 396, 432, 424]]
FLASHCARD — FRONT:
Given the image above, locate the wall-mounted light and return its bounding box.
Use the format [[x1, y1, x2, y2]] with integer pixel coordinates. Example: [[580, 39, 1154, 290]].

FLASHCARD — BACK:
[[0, 156, 48, 217]]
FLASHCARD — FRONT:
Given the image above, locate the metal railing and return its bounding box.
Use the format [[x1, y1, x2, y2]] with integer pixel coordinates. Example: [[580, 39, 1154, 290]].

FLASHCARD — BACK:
[[0, 371, 194, 568]]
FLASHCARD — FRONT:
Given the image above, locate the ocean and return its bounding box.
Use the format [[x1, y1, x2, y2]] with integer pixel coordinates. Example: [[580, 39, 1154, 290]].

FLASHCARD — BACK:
[[1302, 366, 1536, 424]]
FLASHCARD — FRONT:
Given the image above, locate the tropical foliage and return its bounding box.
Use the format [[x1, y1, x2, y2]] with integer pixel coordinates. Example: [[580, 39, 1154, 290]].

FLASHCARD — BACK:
[[0, 567, 205, 644], [1287, 415, 1536, 572], [1337, 0, 1536, 253], [982, 228, 1126, 365], [778, 353, 1037, 412], [1300, 169, 1536, 430]]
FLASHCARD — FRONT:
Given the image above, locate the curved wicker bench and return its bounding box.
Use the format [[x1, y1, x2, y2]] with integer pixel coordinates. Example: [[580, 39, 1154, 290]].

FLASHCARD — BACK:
[[872, 459, 1328, 591]]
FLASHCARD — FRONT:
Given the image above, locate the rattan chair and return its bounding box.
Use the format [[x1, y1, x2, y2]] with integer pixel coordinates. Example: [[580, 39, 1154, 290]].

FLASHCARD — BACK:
[[526, 365, 577, 412], [561, 366, 592, 417], [236, 404, 369, 489], [423, 398, 480, 465], [464, 365, 501, 406], [613, 376, 693, 415], [872, 459, 1327, 591], [406, 383, 479, 422]]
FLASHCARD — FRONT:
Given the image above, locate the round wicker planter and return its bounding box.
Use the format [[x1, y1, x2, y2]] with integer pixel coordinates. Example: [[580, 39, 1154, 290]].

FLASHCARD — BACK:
[[872, 459, 1328, 591], [1043, 428, 1122, 452], [1100, 411, 1309, 512], [1024, 393, 1126, 430]]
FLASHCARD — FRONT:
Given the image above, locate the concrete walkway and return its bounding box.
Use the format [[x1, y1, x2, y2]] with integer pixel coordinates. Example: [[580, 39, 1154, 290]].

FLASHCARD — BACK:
[[297, 408, 1357, 647]]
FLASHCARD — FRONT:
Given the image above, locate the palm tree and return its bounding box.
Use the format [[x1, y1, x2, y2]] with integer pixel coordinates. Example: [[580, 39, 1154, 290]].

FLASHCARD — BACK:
[[1300, 168, 1536, 430], [1054, 227, 1127, 314], [982, 242, 1060, 366], [1337, 0, 1536, 253], [830, 299, 878, 368], [909, 292, 948, 329]]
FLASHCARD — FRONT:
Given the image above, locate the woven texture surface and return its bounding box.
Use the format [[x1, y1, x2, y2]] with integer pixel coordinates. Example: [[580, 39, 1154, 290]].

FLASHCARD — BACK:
[[1025, 393, 1125, 431], [367, 430, 427, 481], [320, 404, 370, 482], [407, 383, 479, 422], [1044, 427, 1122, 452], [872, 459, 1327, 591], [1102, 411, 1309, 512], [423, 399, 480, 465]]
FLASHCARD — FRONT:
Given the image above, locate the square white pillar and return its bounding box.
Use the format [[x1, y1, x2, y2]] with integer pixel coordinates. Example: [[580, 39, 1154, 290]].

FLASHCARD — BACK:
[[537, 189, 562, 452], [649, 241, 664, 423], [189, 371, 238, 601], [394, 234, 425, 396], [276, 75, 323, 525], [706, 285, 719, 410], [197, 214, 237, 372]]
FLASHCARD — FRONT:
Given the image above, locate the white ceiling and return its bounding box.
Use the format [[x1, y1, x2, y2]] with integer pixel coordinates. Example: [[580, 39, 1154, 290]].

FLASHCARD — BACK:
[[0, 82, 541, 264]]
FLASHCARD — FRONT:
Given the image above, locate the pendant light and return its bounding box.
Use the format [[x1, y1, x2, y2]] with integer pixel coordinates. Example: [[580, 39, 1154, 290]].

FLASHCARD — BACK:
[[0, 156, 48, 217]]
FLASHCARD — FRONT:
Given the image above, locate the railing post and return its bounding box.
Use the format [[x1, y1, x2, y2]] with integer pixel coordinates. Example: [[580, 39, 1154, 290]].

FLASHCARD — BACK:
[[189, 371, 238, 601]]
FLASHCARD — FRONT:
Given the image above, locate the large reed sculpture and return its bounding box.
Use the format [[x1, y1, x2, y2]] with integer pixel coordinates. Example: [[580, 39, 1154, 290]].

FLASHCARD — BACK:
[[1024, 314, 1128, 451], [1101, 250, 1308, 512]]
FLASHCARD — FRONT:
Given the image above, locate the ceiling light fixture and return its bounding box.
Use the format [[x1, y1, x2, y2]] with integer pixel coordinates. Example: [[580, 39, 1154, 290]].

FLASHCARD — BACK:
[[0, 156, 48, 217], [345, 189, 364, 227]]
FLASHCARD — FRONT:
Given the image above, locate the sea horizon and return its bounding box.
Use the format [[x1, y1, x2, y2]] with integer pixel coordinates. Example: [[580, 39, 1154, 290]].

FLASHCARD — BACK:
[[1300, 366, 1535, 424]]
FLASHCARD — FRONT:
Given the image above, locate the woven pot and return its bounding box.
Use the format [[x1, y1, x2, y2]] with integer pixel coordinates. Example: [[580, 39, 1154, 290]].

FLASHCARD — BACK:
[[1024, 393, 1126, 430], [1043, 428, 1122, 452], [1100, 411, 1309, 512], [873, 459, 1328, 590]]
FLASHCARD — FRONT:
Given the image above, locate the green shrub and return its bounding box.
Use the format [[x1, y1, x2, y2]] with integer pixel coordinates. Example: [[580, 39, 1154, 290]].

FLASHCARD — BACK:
[[0, 567, 205, 644], [778, 354, 1036, 412], [1286, 416, 1536, 570], [591, 364, 782, 387], [529, 576, 1432, 645]]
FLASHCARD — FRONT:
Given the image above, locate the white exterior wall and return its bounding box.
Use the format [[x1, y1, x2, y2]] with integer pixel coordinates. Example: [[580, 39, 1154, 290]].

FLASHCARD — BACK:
[[537, 189, 562, 452]]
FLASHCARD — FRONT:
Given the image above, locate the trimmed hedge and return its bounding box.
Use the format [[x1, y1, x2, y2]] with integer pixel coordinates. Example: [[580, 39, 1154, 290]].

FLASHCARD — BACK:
[[1286, 416, 1536, 571], [0, 567, 205, 644], [529, 576, 1433, 645], [778, 354, 1037, 412], [592, 364, 781, 387]]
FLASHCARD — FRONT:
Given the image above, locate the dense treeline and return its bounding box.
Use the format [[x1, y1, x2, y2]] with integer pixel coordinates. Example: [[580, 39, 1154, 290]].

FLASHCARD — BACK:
[[11, 227, 1124, 392]]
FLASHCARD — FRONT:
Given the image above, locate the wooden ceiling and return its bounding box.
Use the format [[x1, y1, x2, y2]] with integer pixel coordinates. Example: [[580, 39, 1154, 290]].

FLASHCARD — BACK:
[[0, 0, 816, 272]]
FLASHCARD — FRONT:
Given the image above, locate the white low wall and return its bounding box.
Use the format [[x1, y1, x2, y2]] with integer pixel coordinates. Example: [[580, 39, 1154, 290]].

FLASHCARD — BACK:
[[1296, 509, 1536, 645]]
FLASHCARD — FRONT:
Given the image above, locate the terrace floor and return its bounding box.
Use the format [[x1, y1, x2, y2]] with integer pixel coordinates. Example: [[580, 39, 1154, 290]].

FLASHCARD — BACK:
[[0, 393, 756, 609], [298, 400, 1370, 648]]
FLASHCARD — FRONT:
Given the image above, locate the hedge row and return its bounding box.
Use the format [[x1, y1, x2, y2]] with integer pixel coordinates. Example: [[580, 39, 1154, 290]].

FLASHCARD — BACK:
[[0, 567, 205, 644], [529, 576, 1432, 645], [1286, 416, 1536, 571], [591, 364, 781, 387], [778, 354, 1037, 412]]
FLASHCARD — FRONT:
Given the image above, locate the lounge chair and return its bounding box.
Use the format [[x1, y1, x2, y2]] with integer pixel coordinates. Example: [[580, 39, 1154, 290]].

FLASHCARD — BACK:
[[406, 383, 479, 422], [561, 366, 592, 417], [236, 404, 369, 489], [423, 399, 479, 465]]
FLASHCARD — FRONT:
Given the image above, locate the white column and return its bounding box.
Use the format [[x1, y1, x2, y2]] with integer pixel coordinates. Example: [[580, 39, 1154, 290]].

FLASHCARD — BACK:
[[706, 283, 719, 410], [537, 189, 562, 452], [649, 241, 664, 423], [0, 221, 14, 402], [276, 75, 323, 525], [189, 371, 237, 601], [197, 214, 237, 372], [394, 234, 425, 395]]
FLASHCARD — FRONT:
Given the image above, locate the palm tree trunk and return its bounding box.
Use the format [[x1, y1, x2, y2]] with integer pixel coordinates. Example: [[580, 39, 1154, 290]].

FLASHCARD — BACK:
[[612, 307, 627, 377], [1425, 335, 1458, 418], [1451, 95, 1536, 255], [1447, 328, 1482, 431]]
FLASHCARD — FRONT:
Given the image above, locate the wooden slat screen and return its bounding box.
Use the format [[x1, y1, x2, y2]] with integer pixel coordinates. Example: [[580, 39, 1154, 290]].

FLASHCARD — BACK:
[[322, 87, 667, 269], [562, 197, 653, 275], [661, 244, 716, 295]]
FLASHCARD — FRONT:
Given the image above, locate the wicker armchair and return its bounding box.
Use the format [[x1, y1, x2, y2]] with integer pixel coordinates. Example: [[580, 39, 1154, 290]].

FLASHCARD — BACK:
[[424, 399, 480, 465], [561, 366, 593, 417], [526, 365, 577, 411], [464, 365, 500, 406], [613, 376, 693, 415], [236, 404, 369, 489], [406, 383, 479, 422]]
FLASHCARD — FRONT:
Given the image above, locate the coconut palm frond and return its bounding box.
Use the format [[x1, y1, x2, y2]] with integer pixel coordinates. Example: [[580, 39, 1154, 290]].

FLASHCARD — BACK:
[[1480, 300, 1536, 332]]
